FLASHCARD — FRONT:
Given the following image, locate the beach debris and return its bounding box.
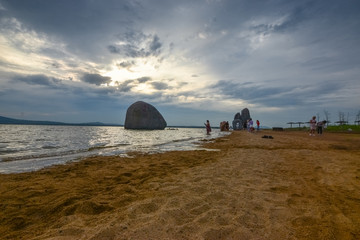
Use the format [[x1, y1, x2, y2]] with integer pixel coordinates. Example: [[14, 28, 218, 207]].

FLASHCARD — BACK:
[[232, 108, 251, 130], [124, 101, 167, 130], [262, 135, 274, 139]]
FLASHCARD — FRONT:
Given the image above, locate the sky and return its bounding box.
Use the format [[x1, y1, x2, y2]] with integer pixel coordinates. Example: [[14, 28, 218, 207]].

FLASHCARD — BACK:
[[0, 0, 359, 127]]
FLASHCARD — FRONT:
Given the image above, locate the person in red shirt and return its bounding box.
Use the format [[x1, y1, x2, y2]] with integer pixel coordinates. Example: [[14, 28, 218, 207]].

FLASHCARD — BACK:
[[256, 120, 260, 131]]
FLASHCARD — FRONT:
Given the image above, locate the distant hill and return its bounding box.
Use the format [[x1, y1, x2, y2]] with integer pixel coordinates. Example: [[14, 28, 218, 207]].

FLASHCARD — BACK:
[[0, 116, 122, 126]]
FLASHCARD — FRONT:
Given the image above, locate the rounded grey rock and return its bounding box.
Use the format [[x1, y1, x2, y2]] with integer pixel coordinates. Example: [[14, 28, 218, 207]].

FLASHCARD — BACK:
[[124, 101, 167, 130]]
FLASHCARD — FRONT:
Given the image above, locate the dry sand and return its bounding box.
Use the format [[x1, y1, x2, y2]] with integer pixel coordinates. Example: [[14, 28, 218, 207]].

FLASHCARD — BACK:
[[1, 130, 360, 240]]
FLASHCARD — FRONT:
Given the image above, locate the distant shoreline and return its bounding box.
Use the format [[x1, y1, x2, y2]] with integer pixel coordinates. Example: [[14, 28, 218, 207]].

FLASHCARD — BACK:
[[0, 116, 122, 127], [0, 116, 206, 128]]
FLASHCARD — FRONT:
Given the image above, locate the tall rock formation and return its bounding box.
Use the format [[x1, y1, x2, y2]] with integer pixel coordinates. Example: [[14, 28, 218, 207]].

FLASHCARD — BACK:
[[241, 108, 251, 122], [232, 108, 251, 130], [233, 113, 242, 130], [124, 101, 167, 130]]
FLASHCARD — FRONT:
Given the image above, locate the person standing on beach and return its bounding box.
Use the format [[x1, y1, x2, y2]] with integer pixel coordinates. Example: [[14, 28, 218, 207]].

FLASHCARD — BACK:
[[256, 120, 260, 131], [317, 120, 326, 135], [309, 116, 316, 136], [204, 120, 211, 135], [248, 118, 253, 132]]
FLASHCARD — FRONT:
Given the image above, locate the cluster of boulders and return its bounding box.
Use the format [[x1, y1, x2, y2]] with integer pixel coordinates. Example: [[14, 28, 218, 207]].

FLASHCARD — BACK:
[[232, 108, 251, 130]]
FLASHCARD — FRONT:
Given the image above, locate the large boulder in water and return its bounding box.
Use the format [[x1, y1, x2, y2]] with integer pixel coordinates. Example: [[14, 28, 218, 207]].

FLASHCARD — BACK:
[[124, 101, 167, 130]]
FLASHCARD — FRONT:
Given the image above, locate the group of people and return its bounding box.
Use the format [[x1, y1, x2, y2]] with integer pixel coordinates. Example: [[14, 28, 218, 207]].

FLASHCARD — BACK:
[[245, 118, 260, 132], [309, 116, 327, 136], [207, 116, 328, 136], [205, 119, 261, 135]]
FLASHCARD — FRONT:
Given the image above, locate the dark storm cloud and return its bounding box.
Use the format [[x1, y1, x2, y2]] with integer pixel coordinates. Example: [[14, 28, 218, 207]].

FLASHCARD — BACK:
[[51, 62, 61, 69], [114, 80, 134, 92], [0, 0, 142, 62], [300, 56, 359, 72], [108, 45, 121, 54], [137, 77, 151, 83], [82, 73, 111, 86], [249, 4, 309, 36], [112, 77, 152, 92], [212, 80, 342, 107], [14, 74, 61, 86], [39, 48, 68, 60], [117, 61, 136, 69], [108, 32, 162, 58], [151, 81, 170, 90], [212, 80, 285, 101], [149, 35, 162, 53], [0, 0, 138, 36], [270, 2, 315, 33]]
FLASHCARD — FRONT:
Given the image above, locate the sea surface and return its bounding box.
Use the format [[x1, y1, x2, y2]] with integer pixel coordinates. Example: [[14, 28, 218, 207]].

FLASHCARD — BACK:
[[0, 125, 229, 174]]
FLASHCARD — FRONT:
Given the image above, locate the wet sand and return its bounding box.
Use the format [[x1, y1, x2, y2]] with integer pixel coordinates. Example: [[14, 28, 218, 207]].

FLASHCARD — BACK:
[[1, 130, 360, 239]]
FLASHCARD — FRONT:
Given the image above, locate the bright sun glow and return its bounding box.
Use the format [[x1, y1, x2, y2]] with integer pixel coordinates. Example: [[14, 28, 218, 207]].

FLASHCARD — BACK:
[[132, 83, 154, 94], [102, 58, 158, 83], [100, 51, 218, 95]]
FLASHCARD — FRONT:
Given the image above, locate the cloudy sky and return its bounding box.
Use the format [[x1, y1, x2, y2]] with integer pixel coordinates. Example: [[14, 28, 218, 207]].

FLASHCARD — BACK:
[[0, 0, 359, 127]]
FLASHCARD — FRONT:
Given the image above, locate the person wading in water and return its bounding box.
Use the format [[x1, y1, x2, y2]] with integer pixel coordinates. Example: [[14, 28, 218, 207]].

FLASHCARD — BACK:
[[204, 120, 211, 135]]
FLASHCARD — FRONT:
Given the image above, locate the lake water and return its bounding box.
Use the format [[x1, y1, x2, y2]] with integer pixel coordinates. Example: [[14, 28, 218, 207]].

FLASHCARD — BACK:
[[0, 125, 229, 174]]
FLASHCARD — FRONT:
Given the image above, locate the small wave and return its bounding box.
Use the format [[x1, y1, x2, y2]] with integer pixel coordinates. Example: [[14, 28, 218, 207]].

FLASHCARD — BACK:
[[0, 144, 8, 149], [0, 149, 19, 155], [114, 143, 131, 147], [88, 143, 130, 152], [0, 149, 86, 162], [172, 137, 195, 143], [2, 143, 132, 163], [88, 145, 109, 151], [42, 145, 59, 149]]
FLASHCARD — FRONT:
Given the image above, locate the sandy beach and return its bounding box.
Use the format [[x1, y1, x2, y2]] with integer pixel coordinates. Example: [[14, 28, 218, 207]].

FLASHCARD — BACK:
[[1, 130, 360, 240]]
